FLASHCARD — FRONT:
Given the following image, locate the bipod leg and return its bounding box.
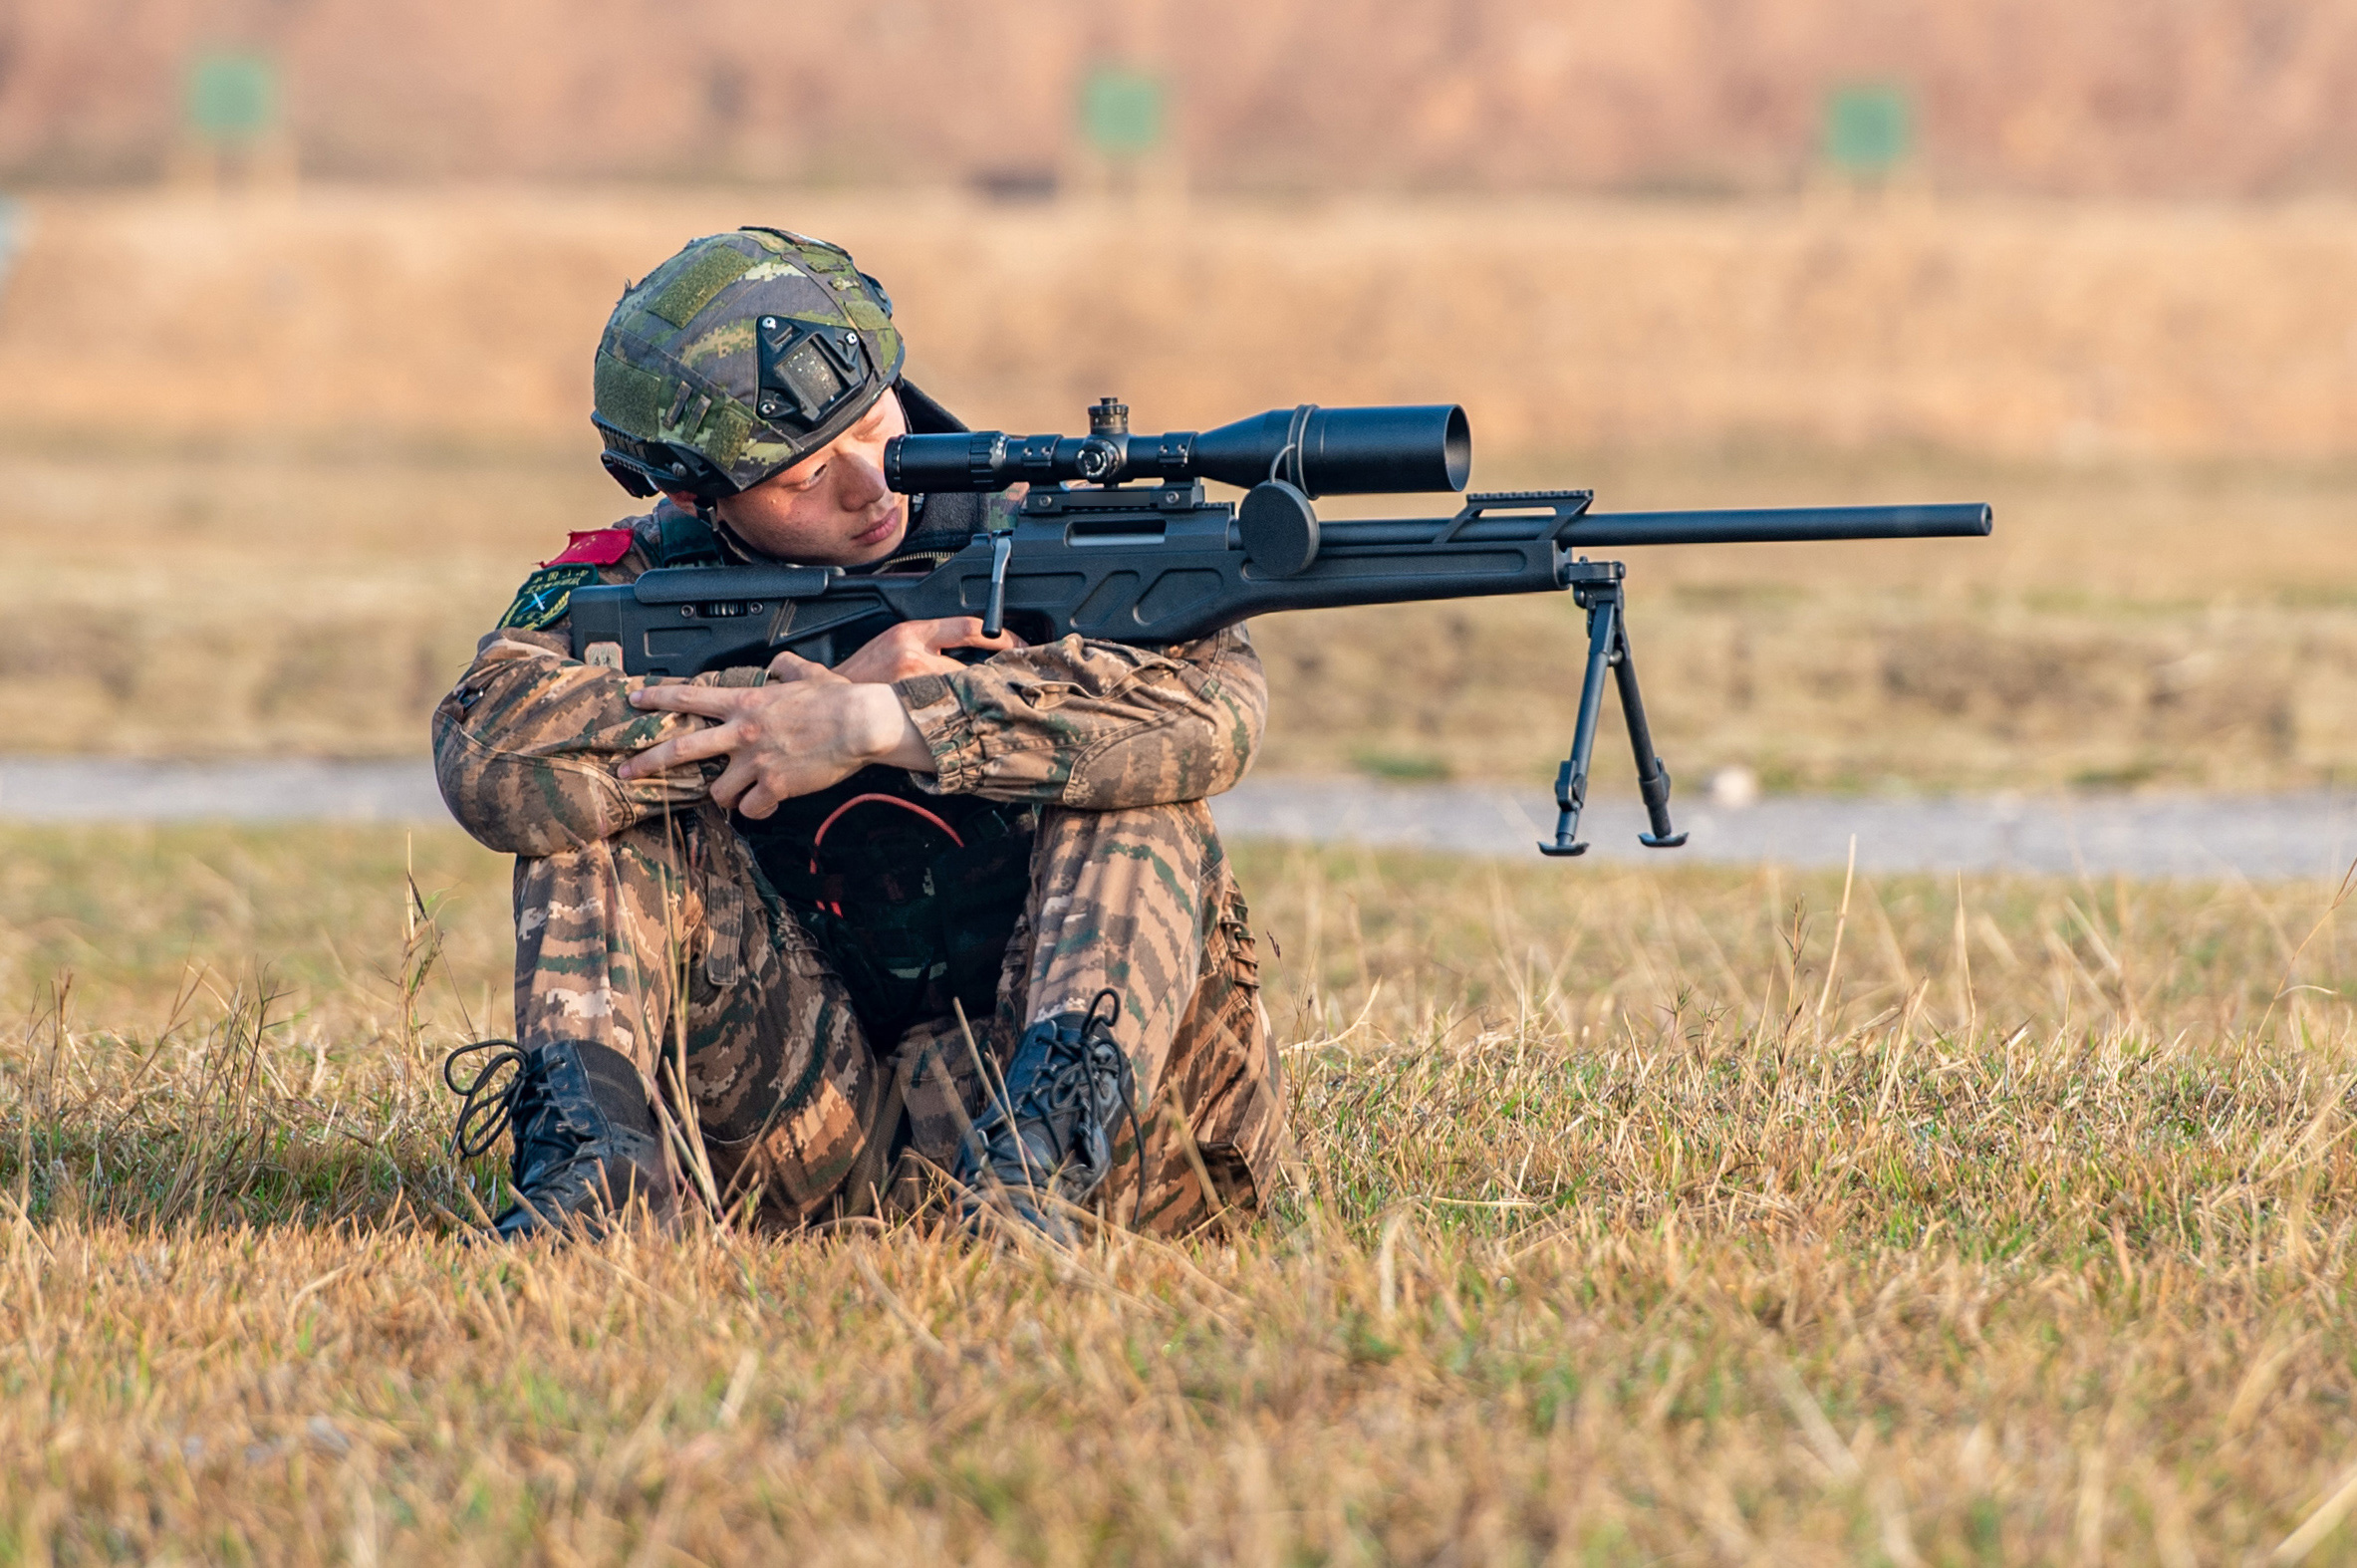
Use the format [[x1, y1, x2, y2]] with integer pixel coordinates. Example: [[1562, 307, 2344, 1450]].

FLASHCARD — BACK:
[[1540, 586, 1621, 857], [1609, 607, 1687, 849]]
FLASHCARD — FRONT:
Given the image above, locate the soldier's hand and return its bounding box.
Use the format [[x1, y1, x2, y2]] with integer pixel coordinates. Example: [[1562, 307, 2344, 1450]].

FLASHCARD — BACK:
[[618, 667, 934, 818], [807, 617, 1025, 684]]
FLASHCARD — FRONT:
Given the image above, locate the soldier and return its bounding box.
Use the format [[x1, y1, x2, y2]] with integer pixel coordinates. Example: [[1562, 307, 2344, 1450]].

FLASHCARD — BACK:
[[435, 226, 1288, 1242]]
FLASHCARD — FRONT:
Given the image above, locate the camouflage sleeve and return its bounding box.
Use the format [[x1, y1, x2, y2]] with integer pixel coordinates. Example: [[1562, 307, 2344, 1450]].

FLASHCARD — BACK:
[[432, 515, 760, 856], [890, 625, 1267, 808], [431, 629, 765, 856]]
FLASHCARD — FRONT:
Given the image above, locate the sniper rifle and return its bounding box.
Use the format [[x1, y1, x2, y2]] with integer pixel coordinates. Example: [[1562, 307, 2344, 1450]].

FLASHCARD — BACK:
[[568, 398, 1991, 859]]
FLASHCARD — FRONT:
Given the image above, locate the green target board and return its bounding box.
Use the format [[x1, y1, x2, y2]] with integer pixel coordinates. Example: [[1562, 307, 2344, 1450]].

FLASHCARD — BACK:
[[1823, 83, 1912, 174], [1080, 68, 1166, 156], [187, 53, 278, 143]]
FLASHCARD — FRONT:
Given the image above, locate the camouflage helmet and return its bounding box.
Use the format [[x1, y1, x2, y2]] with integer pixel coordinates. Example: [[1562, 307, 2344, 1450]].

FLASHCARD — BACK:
[[592, 227, 906, 503]]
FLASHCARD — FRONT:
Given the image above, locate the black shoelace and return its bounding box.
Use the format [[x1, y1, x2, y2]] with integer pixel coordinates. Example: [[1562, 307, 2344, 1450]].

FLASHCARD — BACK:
[[1005, 990, 1145, 1229], [443, 1038, 527, 1160], [1085, 989, 1150, 1229]]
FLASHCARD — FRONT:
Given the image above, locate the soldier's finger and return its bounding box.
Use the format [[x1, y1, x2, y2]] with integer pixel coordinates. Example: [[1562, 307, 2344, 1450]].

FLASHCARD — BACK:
[[918, 616, 988, 649], [707, 755, 761, 812], [764, 650, 841, 686], [628, 682, 743, 718], [618, 721, 739, 779], [923, 618, 1026, 653], [735, 780, 783, 820], [895, 653, 972, 678]]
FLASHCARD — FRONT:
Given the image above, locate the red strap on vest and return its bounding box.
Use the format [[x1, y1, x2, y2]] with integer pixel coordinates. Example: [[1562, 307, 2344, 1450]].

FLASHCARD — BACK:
[[807, 794, 964, 916], [543, 528, 636, 567]]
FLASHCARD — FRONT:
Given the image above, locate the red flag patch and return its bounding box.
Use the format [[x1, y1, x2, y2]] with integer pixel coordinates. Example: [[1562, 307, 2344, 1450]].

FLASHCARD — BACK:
[[543, 528, 637, 568]]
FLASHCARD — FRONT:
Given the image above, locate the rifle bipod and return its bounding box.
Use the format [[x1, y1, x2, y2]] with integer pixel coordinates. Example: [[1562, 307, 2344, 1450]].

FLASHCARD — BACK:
[[1540, 561, 1690, 858]]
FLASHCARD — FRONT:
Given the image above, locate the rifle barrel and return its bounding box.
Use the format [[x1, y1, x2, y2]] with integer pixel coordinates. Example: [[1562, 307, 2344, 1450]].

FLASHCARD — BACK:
[[1563, 502, 1992, 548]]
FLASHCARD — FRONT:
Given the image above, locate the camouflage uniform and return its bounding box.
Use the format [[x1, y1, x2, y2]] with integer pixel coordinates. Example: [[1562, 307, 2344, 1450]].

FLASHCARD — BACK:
[[434, 502, 1289, 1234]]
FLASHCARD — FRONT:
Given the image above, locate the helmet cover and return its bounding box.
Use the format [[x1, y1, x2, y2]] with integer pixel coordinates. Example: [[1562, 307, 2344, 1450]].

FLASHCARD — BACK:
[[592, 226, 907, 502]]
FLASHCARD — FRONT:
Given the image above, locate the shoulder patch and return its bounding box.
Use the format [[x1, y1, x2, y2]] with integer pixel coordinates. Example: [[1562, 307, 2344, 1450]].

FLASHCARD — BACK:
[[498, 564, 599, 631], [545, 528, 637, 568]]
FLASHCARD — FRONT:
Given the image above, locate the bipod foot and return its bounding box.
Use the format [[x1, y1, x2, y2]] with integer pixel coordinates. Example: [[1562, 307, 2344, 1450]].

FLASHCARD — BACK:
[[1539, 758, 1591, 856]]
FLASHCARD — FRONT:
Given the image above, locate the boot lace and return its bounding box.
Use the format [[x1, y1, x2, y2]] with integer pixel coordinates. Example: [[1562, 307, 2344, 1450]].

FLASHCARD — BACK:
[[985, 989, 1146, 1228], [443, 1039, 527, 1160], [1080, 989, 1148, 1227]]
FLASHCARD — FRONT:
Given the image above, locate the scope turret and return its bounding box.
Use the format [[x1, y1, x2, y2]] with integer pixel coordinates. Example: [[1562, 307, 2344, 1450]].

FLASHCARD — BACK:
[[885, 399, 1471, 499]]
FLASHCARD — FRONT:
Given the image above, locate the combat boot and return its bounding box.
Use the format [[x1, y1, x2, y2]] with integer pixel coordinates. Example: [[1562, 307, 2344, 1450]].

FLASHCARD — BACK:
[[953, 990, 1142, 1242], [445, 1039, 677, 1239]]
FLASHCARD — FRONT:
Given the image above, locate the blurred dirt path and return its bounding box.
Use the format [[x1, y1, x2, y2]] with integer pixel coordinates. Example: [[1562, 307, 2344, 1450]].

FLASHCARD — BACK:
[[4, 758, 2353, 881], [1217, 777, 2357, 882]]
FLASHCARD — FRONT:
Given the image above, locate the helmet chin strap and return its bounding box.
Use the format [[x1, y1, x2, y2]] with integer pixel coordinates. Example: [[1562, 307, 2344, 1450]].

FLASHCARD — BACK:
[[703, 505, 782, 567]]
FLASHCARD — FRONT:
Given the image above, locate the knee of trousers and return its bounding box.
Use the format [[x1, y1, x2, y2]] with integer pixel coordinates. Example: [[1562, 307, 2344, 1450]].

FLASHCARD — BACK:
[[1027, 799, 1226, 922], [511, 810, 783, 1055], [1032, 798, 1220, 857]]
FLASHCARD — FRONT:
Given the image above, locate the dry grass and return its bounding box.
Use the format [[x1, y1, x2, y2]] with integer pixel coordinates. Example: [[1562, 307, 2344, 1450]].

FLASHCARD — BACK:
[[6, 438, 2354, 795], [4, 823, 2357, 1561], [5, 187, 2357, 788], [0, 448, 602, 758], [10, 188, 2357, 462]]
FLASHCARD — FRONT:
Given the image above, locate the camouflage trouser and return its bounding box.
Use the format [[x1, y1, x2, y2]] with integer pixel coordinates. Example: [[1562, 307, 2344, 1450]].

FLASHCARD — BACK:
[[509, 797, 1288, 1234]]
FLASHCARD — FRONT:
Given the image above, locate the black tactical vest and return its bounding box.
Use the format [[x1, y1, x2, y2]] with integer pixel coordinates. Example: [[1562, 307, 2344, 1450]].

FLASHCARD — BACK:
[[735, 773, 1036, 1041]]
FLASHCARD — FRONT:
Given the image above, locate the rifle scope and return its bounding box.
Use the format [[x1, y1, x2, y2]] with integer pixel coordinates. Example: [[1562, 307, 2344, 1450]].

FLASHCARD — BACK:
[[885, 397, 1471, 499]]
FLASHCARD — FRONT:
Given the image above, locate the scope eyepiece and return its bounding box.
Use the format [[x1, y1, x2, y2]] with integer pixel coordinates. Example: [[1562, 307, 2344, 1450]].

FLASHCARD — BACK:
[[885, 400, 1471, 498]]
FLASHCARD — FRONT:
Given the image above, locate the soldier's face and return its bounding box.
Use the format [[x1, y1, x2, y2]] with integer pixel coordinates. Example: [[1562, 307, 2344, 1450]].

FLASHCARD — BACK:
[[706, 392, 910, 565]]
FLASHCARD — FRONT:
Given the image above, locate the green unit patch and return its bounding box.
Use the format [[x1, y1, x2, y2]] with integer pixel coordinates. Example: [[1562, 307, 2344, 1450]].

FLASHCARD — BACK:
[[499, 565, 600, 631]]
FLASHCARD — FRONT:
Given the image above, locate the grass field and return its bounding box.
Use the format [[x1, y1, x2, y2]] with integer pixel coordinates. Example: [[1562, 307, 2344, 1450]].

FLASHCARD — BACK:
[[7, 184, 2357, 1558], [4, 822, 2357, 1561]]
